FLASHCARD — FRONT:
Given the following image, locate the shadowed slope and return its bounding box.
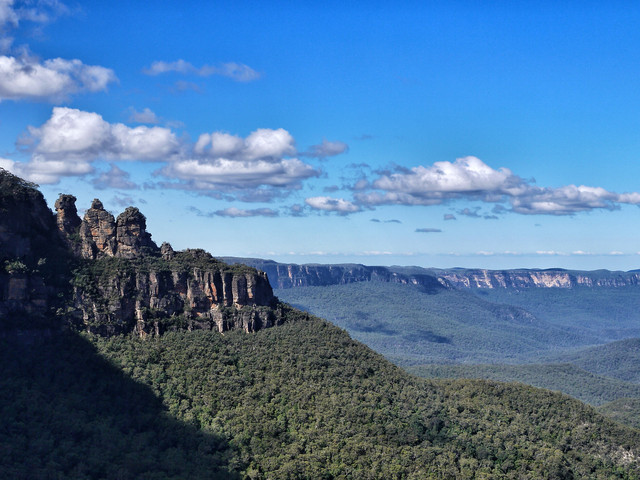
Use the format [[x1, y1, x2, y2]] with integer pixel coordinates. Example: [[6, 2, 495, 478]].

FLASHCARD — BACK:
[[0, 331, 238, 480]]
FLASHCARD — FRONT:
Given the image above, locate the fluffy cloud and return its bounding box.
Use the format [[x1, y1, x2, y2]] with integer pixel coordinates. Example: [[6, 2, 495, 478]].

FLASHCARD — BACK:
[[160, 128, 318, 197], [0, 55, 116, 101], [304, 139, 349, 158], [305, 196, 361, 214], [1, 154, 93, 184], [510, 184, 639, 215], [162, 157, 317, 189], [143, 59, 261, 82], [8, 107, 179, 183], [28, 107, 179, 161], [7, 110, 320, 196], [1, 0, 68, 25], [194, 128, 296, 160], [0, 0, 18, 28], [355, 156, 640, 216]]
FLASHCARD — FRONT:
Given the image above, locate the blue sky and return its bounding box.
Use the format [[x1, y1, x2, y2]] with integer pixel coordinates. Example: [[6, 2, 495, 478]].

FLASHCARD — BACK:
[[2, 1, 640, 270]]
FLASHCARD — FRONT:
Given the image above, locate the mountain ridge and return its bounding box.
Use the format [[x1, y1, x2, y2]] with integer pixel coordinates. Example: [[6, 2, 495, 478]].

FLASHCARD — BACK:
[[222, 257, 640, 290]]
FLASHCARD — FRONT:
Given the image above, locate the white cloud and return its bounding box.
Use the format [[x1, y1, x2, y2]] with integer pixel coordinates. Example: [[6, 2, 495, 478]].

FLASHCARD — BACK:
[[195, 128, 296, 160], [160, 128, 316, 197], [143, 59, 261, 82], [0, 0, 18, 28], [162, 157, 317, 189], [305, 196, 361, 214], [28, 107, 179, 161], [144, 59, 193, 75], [10, 107, 179, 183], [0, 0, 68, 30], [3, 154, 93, 184], [0, 55, 116, 101], [355, 156, 640, 216]]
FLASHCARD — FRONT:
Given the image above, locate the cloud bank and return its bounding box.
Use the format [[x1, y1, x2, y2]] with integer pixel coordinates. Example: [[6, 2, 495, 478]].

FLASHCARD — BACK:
[[354, 156, 640, 216]]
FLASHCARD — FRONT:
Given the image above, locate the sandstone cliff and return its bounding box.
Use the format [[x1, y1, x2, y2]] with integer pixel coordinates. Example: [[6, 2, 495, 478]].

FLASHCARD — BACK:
[[221, 257, 445, 291], [223, 257, 640, 291], [435, 268, 640, 289], [1, 169, 283, 336], [72, 250, 282, 336]]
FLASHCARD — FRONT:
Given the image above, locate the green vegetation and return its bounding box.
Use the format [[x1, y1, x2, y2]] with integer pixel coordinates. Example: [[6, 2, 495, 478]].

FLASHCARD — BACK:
[[473, 287, 640, 342], [275, 282, 591, 365], [407, 363, 640, 406], [0, 331, 235, 480], [3, 312, 639, 478], [598, 399, 640, 430], [545, 338, 640, 384]]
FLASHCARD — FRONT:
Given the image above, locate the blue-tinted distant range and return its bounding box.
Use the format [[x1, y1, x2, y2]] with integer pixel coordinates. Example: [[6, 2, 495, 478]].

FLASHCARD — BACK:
[[2, 1, 640, 270]]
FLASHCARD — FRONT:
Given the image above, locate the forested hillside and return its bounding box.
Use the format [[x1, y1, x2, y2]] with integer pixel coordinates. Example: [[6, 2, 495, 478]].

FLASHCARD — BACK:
[[274, 282, 610, 365], [4, 312, 639, 479], [407, 363, 640, 406]]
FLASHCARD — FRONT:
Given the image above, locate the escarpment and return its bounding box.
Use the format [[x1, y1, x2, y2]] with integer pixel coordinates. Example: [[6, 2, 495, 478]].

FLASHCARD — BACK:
[[1, 169, 283, 336], [72, 250, 282, 337]]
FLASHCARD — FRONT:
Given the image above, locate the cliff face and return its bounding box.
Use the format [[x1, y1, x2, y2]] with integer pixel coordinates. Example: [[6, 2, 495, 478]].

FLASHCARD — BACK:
[[73, 251, 281, 337], [221, 258, 445, 292], [436, 269, 640, 289], [1, 169, 282, 336], [0, 171, 70, 323], [223, 257, 640, 292]]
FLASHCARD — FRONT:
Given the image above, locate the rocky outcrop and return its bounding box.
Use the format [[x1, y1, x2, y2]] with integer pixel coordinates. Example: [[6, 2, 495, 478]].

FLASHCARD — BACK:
[[54, 194, 81, 238], [115, 207, 157, 258], [1, 170, 72, 324], [73, 251, 282, 337], [79, 199, 117, 259], [60, 197, 159, 260], [1, 171, 284, 337]]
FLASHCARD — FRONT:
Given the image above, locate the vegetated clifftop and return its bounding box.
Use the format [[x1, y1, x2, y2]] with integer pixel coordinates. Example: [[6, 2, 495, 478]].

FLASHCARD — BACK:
[[0, 169, 282, 336], [223, 257, 640, 291], [221, 257, 445, 291]]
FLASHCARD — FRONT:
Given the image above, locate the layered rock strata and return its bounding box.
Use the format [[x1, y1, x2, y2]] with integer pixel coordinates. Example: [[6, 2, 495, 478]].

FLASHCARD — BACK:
[[1, 173, 283, 336], [73, 252, 282, 337]]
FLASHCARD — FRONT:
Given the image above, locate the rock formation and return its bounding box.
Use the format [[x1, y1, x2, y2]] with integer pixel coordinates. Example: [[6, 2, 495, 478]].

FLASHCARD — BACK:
[[73, 251, 282, 336], [221, 258, 445, 291], [436, 269, 640, 289], [115, 207, 157, 258], [1, 172, 284, 337], [54, 194, 81, 237], [1, 170, 71, 323], [79, 199, 118, 259]]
